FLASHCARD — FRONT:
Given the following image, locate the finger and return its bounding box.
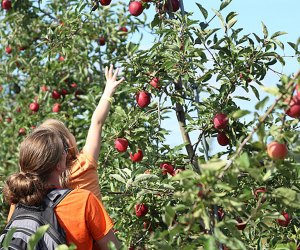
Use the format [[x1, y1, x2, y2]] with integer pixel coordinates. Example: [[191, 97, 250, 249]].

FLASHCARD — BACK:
[[113, 68, 120, 79], [105, 66, 108, 79], [109, 64, 113, 78], [116, 77, 125, 85]]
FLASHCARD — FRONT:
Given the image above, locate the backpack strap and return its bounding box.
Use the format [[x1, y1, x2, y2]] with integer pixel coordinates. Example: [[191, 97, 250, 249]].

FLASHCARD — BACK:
[[44, 189, 72, 208]]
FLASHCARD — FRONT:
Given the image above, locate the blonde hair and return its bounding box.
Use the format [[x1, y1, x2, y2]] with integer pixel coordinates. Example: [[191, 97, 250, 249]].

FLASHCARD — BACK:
[[39, 119, 79, 187], [3, 128, 64, 206]]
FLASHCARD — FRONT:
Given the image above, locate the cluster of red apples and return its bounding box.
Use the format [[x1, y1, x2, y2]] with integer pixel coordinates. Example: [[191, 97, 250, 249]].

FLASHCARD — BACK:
[[264, 84, 300, 161], [98, 0, 180, 17], [213, 113, 230, 146]]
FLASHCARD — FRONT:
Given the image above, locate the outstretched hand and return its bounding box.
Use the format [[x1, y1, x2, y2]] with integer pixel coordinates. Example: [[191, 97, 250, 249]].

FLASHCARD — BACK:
[[103, 64, 125, 96]]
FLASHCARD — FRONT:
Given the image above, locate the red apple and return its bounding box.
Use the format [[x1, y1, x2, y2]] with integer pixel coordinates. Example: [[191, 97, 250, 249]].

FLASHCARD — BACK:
[[267, 141, 288, 160], [52, 90, 61, 99], [5, 46, 12, 54], [150, 77, 160, 89], [6, 117, 12, 123], [135, 203, 148, 217], [58, 55, 65, 61], [217, 131, 230, 146], [29, 102, 39, 112], [119, 26, 128, 34], [60, 88, 68, 96], [19, 46, 26, 51], [164, 0, 180, 12], [114, 138, 129, 152], [2, 0, 11, 10], [98, 36, 106, 46], [160, 162, 175, 175], [277, 211, 291, 227], [18, 128, 26, 136], [70, 82, 77, 88], [129, 1, 143, 16], [286, 95, 300, 118], [130, 149, 143, 162], [235, 218, 247, 230], [254, 187, 267, 203], [52, 103, 61, 113], [136, 91, 151, 108], [16, 107, 21, 113], [213, 113, 228, 130], [41, 85, 48, 92], [99, 0, 111, 6]]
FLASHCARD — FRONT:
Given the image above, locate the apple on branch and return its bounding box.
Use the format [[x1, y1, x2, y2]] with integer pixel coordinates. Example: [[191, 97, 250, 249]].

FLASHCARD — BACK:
[[217, 131, 230, 146], [267, 141, 288, 160], [136, 91, 151, 108], [135, 203, 149, 217], [114, 138, 129, 153], [2, 0, 11, 10], [99, 0, 111, 6], [130, 149, 143, 162], [52, 103, 61, 113], [213, 113, 229, 130], [52, 90, 61, 99], [277, 211, 291, 227], [29, 101, 40, 112], [129, 1, 144, 16]]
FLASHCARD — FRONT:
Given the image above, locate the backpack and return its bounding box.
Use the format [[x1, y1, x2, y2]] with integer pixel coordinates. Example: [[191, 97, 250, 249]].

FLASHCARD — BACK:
[[0, 189, 72, 250]]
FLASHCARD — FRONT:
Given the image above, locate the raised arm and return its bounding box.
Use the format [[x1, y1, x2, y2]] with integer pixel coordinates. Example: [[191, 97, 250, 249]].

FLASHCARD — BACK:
[[84, 65, 124, 161]]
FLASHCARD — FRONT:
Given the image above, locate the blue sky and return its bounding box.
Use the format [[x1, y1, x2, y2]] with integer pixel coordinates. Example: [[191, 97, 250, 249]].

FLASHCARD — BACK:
[[125, 0, 300, 153]]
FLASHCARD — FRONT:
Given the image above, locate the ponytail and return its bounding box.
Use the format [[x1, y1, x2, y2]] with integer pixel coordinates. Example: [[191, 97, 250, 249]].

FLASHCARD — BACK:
[[3, 172, 47, 206]]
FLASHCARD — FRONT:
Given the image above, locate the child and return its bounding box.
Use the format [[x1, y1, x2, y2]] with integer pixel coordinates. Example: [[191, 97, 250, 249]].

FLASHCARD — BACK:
[[7, 65, 124, 220], [3, 128, 121, 250]]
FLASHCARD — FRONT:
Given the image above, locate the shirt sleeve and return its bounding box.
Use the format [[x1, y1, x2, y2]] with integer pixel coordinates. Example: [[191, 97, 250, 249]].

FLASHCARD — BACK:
[[85, 192, 114, 240]]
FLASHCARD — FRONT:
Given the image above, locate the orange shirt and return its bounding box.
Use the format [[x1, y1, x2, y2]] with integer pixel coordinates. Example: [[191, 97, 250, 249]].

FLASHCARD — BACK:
[[7, 149, 102, 222], [55, 189, 113, 250], [68, 149, 102, 201]]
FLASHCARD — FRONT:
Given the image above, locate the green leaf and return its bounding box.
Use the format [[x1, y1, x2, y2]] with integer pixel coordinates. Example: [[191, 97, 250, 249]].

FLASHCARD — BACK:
[[196, 3, 208, 19], [273, 187, 300, 208], [270, 31, 287, 39], [2, 228, 17, 249], [163, 206, 176, 227], [212, 9, 225, 31], [219, 0, 232, 11], [287, 42, 299, 52], [232, 110, 251, 119], [237, 152, 250, 169], [255, 96, 269, 110], [28, 225, 49, 250], [204, 236, 217, 250], [227, 18, 237, 30], [260, 86, 280, 96], [250, 85, 261, 100], [133, 174, 159, 184], [261, 22, 268, 38], [110, 174, 126, 184], [201, 159, 226, 171]]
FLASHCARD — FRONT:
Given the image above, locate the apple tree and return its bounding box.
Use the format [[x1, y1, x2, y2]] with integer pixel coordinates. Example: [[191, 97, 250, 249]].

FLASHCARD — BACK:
[[1, 0, 300, 249]]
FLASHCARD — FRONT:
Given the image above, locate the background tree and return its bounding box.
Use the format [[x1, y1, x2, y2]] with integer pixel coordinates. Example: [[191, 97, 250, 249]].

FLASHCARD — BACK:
[[1, 0, 300, 249]]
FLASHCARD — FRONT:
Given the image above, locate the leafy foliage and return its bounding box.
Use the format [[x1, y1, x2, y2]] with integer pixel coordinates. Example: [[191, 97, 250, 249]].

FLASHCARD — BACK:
[[1, 0, 300, 249]]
